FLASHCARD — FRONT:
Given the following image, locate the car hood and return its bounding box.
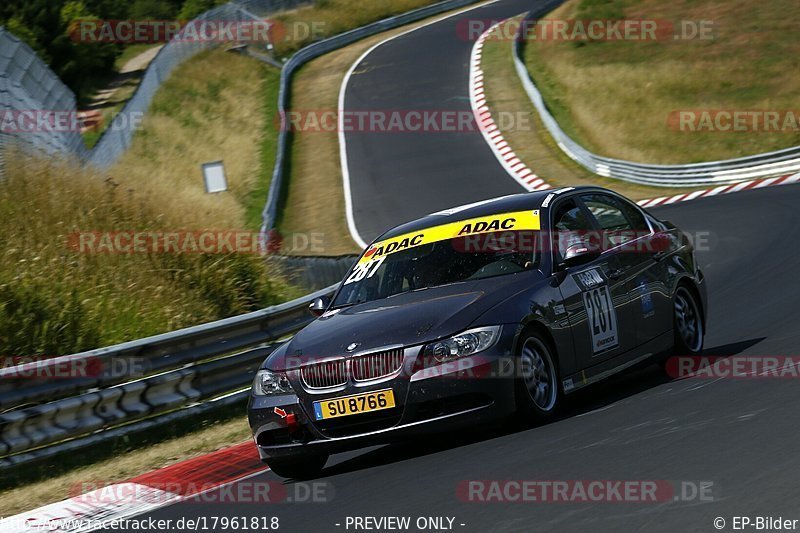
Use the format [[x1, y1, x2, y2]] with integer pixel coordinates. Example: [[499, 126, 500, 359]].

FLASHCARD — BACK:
[[266, 271, 544, 370]]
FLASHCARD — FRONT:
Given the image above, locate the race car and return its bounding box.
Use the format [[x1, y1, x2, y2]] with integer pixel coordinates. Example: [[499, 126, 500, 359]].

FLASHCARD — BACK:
[[248, 186, 707, 478]]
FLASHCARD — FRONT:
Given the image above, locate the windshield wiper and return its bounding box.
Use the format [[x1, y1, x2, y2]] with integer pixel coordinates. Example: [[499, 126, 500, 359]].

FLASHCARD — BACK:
[[329, 299, 365, 310]]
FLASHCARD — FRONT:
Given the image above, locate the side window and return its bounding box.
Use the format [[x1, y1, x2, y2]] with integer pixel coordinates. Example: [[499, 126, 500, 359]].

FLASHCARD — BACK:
[[553, 200, 590, 231], [552, 199, 593, 260], [580, 194, 648, 248], [617, 199, 649, 232]]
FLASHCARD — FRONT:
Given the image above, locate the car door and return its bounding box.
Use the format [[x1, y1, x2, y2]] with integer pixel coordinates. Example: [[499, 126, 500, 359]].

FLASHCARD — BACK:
[[578, 192, 673, 349], [549, 196, 636, 370]]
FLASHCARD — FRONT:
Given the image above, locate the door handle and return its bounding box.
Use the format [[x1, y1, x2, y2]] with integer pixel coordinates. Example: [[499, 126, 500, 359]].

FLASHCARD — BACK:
[[608, 268, 626, 281]]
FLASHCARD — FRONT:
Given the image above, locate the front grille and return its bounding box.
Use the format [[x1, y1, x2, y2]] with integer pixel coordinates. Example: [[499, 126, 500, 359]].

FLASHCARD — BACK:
[[352, 348, 405, 381], [300, 348, 406, 389], [301, 359, 347, 389]]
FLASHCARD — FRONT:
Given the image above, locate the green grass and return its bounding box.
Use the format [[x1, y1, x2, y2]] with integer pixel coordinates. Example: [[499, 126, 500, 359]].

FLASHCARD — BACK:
[[523, 0, 800, 163], [247, 67, 282, 229], [479, 17, 708, 201], [0, 155, 300, 357], [0, 49, 300, 358], [111, 49, 280, 232]]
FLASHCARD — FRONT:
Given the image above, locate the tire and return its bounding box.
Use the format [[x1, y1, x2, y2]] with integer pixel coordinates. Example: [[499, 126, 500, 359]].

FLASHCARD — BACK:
[[267, 454, 328, 479], [673, 285, 704, 355], [514, 332, 560, 423]]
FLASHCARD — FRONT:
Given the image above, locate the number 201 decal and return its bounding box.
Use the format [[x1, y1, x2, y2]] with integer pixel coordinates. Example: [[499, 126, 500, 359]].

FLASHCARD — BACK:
[[583, 284, 619, 354], [344, 256, 386, 285]]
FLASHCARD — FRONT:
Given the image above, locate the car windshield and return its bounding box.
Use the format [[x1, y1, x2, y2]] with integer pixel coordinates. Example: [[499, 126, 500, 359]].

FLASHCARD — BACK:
[[332, 230, 540, 307]]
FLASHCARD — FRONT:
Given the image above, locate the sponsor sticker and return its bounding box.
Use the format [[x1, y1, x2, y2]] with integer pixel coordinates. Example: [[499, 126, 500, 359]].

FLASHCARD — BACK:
[[357, 210, 541, 265], [574, 268, 619, 354], [541, 187, 575, 208]]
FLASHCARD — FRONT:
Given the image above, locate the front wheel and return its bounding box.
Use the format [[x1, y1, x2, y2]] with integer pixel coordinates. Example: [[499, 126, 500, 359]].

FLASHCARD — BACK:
[[267, 454, 328, 479], [673, 285, 704, 355], [514, 333, 560, 423]]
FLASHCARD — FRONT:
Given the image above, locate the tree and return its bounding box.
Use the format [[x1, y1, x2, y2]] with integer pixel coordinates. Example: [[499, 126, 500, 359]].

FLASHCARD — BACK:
[[178, 0, 218, 20], [129, 0, 182, 20], [4, 17, 47, 60]]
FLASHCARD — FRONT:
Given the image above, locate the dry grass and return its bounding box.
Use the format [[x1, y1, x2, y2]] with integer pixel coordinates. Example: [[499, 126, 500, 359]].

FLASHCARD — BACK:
[[110, 49, 273, 230], [0, 48, 300, 356], [480, 17, 707, 200], [0, 153, 298, 355], [0, 416, 251, 516], [523, 0, 800, 163]]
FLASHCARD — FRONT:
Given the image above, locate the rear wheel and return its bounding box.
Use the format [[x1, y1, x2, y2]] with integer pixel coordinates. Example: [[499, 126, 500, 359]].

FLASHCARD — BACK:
[[515, 333, 560, 422], [267, 454, 328, 479], [673, 285, 704, 354]]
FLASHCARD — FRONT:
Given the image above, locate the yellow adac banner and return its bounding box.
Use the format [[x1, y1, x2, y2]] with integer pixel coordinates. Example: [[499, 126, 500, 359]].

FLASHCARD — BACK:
[[358, 210, 540, 264]]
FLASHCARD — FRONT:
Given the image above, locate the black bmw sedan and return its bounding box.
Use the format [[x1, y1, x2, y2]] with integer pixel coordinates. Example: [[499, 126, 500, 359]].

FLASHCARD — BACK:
[[248, 186, 707, 478]]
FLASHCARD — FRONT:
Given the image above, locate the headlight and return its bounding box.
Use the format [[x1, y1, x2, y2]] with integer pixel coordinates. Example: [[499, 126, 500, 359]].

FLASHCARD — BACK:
[[424, 326, 501, 363], [253, 369, 294, 396]]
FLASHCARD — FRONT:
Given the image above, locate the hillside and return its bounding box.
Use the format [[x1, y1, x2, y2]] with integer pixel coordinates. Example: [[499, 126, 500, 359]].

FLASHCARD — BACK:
[[522, 0, 800, 163]]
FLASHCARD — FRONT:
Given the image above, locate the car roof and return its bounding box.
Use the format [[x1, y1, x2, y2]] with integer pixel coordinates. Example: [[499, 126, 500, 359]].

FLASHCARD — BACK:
[[376, 186, 604, 242]]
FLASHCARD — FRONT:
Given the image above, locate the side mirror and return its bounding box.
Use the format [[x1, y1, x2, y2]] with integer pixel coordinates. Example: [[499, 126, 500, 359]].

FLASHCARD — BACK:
[[308, 296, 331, 317], [561, 242, 601, 269]]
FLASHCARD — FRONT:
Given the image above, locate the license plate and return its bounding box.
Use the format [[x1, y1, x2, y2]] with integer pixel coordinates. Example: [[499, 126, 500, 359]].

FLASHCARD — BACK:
[[313, 389, 395, 420]]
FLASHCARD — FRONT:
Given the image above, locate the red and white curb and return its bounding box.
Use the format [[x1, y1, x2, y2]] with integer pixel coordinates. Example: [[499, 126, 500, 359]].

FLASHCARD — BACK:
[[0, 442, 267, 532], [470, 23, 552, 192], [636, 173, 800, 208], [470, 22, 800, 207]]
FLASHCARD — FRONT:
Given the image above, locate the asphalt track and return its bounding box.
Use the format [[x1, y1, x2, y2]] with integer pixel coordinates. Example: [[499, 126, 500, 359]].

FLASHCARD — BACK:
[[342, 0, 563, 243], [132, 0, 800, 531]]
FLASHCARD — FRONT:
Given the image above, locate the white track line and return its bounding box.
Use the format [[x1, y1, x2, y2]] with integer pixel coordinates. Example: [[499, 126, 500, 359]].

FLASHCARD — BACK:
[[339, 0, 501, 249]]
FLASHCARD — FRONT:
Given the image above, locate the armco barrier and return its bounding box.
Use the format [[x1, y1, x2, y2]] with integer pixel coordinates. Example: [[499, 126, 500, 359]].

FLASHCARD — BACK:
[[0, 1, 308, 178], [0, 281, 336, 411], [0, 389, 249, 469], [512, 12, 800, 187], [191, 345, 277, 399], [0, 284, 338, 469], [272, 254, 359, 290]]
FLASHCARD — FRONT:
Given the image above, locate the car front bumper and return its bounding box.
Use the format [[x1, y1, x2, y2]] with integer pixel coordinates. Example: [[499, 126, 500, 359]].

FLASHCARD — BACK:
[[247, 328, 518, 461]]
